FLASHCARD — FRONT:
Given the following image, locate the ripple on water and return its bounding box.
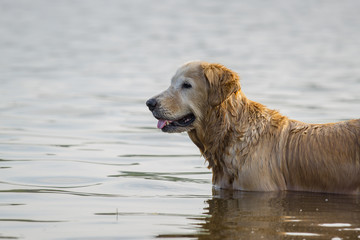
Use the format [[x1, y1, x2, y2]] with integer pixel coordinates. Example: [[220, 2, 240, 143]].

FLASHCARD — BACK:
[[3, 176, 103, 188]]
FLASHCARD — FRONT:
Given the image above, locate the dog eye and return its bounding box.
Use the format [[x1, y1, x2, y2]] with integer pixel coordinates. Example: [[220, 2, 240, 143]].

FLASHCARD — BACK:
[[182, 82, 192, 89]]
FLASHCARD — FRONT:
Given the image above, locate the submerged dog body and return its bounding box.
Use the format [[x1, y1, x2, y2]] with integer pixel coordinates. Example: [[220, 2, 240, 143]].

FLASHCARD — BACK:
[[146, 61, 360, 194]]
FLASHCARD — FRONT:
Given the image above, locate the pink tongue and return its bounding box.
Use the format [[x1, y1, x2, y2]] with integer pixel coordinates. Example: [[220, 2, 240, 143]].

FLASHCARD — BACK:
[[157, 119, 167, 129], [157, 119, 173, 129]]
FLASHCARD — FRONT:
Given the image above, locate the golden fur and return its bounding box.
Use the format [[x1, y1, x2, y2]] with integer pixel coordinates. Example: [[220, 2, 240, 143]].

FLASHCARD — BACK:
[[146, 61, 360, 194]]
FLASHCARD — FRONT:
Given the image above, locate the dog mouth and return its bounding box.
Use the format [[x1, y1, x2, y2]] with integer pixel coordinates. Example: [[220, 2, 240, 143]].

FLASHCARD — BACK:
[[156, 113, 196, 132]]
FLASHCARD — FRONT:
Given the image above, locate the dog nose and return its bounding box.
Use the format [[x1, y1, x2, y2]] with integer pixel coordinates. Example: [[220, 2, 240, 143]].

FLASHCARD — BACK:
[[146, 98, 157, 111]]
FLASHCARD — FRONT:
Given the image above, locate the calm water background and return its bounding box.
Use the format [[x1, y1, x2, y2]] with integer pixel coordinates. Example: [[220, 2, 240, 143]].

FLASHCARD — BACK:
[[1, 0, 360, 239]]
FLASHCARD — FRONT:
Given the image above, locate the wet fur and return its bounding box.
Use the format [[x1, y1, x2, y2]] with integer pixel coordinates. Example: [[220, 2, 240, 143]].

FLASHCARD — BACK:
[[149, 61, 360, 194]]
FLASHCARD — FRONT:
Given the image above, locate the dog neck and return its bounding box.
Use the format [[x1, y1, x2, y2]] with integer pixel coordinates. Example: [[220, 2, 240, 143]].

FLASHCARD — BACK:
[[188, 90, 287, 186]]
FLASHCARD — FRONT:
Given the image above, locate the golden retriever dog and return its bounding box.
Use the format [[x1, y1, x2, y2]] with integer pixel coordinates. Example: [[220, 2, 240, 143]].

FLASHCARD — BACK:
[[146, 61, 360, 194]]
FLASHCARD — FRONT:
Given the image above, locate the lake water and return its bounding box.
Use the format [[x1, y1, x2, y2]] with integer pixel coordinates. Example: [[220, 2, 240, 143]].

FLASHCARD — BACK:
[[1, 0, 360, 239]]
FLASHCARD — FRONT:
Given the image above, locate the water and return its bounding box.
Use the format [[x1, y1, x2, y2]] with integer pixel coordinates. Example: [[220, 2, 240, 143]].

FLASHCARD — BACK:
[[0, 0, 360, 239]]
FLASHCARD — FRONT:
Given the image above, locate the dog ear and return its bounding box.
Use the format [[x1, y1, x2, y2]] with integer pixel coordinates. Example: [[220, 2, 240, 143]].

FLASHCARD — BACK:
[[203, 63, 241, 106]]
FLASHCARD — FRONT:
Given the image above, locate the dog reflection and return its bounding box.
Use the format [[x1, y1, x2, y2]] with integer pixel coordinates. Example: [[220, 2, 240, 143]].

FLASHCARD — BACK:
[[197, 190, 360, 240]]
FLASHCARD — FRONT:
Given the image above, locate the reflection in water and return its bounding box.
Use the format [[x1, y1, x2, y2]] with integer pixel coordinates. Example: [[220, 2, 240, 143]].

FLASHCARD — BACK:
[[196, 190, 360, 240], [158, 190, 360, 239]]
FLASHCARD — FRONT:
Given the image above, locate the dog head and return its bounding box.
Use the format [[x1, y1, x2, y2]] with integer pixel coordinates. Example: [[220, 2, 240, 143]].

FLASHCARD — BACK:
[[146, 61, 240, 133]]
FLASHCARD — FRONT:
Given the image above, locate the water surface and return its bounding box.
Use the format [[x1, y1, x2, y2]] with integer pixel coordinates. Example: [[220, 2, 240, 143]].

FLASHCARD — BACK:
[[0, 0, 360, 239]]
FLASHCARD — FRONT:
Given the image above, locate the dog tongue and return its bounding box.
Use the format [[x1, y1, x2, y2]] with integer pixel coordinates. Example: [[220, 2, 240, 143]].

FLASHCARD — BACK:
[[157, 119, 167, 129], [157, 119, 172, 129]]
